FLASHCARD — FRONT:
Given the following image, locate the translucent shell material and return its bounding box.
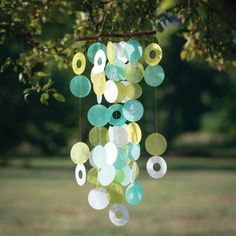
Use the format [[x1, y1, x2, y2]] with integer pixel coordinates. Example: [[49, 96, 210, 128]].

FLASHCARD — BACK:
[[107, 41, 116, 64], [70, 142, 90, 164], [122, 100, 144, 122], [109, 204, 129, 226], [125, 39, 142, 62], [87, 42, 106, 64], [72, 52, 86, 75], [125, 182, 144, 205], [87, 104, 109, 127], [125, 62, 144, 84], [144, 43, 162, 66], [70, 75, 91, 98], [108, 104, 126, 126], [144, 65, 165, 87], [146, 156, 167, 179], [75, 164, 86, 186], [89, 126, 109, 146]]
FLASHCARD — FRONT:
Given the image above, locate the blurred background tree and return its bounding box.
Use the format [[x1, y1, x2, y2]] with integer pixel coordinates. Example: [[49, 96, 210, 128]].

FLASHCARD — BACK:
[[0, 0, 235, 157]]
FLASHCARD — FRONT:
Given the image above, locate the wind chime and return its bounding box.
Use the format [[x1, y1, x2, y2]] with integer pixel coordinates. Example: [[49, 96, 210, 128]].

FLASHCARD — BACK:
[[69, 13, 167, 227]]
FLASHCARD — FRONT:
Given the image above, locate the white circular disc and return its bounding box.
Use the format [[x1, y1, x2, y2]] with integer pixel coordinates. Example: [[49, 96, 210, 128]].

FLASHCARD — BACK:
[[108, 126, 128, 148], [90, 145, 107, 168], [115, 41, 128, 63], [98, 165, 116, 186], [146, 156, 167, 179], [88, 187, 110, 210], [131, 162, 137, 184], [75, 164, 86, 186], [97, 95, 102, 104], [104, 80, 118, 103], [121, 165, 131, 186], [109, 204, 129, 226], [104, 142, 118, 165], [93, 49, 106, 74]]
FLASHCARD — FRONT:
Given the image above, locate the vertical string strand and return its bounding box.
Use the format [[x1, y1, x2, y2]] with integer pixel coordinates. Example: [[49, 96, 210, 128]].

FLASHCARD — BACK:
[[154, 87, 158, 133], [79, 98, 82, 141]]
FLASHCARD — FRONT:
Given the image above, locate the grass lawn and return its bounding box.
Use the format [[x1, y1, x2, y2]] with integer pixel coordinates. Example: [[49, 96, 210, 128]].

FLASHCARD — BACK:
[[0, 157, 236, 236]]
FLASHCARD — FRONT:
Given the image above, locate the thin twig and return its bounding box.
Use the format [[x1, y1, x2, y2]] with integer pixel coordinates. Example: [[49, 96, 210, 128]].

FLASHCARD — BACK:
[[77, 31, 156, 41]]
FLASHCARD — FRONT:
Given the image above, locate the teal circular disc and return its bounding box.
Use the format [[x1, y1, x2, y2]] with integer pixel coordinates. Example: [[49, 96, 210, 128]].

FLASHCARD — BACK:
[[122, 99, 144, 122], [125, 182, 144, 205], [87, 104, 109, 127], [114, 148, 129, 169], [105, 61, 125, 81], [124, 39, 142, 62], [127, 143, 140, 161], [70, 75, 91, 98], [87, 42, 107, 64], [144, 65, 165, 87], [108, 104, 126, 126]]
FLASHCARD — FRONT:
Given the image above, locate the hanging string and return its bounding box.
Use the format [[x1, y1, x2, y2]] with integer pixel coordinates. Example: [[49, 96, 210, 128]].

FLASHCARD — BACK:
[[79, 98, 82, 140], [154, 87, 158, 133]]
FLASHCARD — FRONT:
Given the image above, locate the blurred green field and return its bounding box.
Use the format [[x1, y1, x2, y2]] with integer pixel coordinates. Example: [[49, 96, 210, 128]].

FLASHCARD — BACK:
[[1, 157, 236, 236]]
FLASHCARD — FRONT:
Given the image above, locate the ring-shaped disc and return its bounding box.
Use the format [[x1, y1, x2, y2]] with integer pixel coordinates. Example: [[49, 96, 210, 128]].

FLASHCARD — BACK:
[[122, 100, 144, 122], [92, 49, 106, 74], [126, 83, 142, 100], [89, 127, 108, 147], [88, 187, 110, 210], [146, 156, 167, 179], [145, 132, 167, 156], [125, 182, 144, 205], [125, 62, 144, 84], [87, 42, 106, 64], [72, 52, 86, 75], [70, 142, 90, 164], [107, 41, 116, 64], [108, 104, 126, 126], [75, 164, 86, 186], [70, 75, 91, 98], [127, 122, 142, 144], [144, 43, 162, 66], [87, 104, 109, 127], [105, 61, 125, 81], [144, 65, 165, 87], [124, 39, 142, 62], [109, 204, 129, 226]]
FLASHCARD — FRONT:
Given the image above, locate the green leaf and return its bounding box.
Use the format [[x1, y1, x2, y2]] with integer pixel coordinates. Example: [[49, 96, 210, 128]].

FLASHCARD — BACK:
[[35, 71, 50, 77], [40, 93, 49, 105], [158, 0, 179, 14], [53, 93, 65, 102], [0, 57, 11, 73]]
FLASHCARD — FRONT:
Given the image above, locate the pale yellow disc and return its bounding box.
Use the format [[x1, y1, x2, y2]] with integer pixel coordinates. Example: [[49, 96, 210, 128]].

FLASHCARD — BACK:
[[89, 127, 109, 147], [115, 82, 126, 103], [126, 83, 142, 99], [107, 41, 116, 64], [145, 132, 167, 155], [72, 52, 86, 75], [70, 142, 90, 164], [92, 72, 106, 96], [127, 122, 142, 144], [87, 168, 99, 186], [144, 43, 162, 66]]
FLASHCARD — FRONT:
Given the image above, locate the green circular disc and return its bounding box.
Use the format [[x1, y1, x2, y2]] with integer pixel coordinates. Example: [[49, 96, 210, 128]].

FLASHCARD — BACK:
[[87, 104, 109, 127], [144, 65, 165, 87], [70, 142, 90, 164], [87, 168, 99, 185], [122, 100, 144, 122], [89, 126, 109, 146], [115, 82, 126, 103], [105, 61, 125, 81], [126, 83, 142, 99], [70, 75, 91, 98], [87, 42, 107, 64], [108, 104, 126, 126], [125, 39, 142, 62], [125, 62, 144, 84], [107, 183, 125, 204], [145, 132, 167, 155], [114, 169, 125, 184]]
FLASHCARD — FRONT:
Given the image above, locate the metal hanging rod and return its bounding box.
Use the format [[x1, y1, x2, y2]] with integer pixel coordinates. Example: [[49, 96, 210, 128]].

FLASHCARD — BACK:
[[77, 31, 156, 41]]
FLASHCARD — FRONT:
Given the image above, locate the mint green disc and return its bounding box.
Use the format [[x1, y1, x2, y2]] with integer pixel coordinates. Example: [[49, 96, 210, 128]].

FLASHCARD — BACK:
[[122, 99, 144, 122], [105, 61, 125, 81], [125, 182, 144, 205], [114, 169, 125, 184], [114, 148, 129, 169], [87, 104, 109, 127], [87, 42, 107, 64], [108, 104, 126, 126], [121, 165, 131, 186], [125, 39, 142, 62], [125, 62, 144, 84], [144, 65, 165, 87], [70, 75, 91, 98], [127, 143, 140, 161]]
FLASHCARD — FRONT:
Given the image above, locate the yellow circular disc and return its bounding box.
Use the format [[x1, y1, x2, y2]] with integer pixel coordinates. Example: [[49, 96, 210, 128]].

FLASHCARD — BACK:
[[125, 62, 144, 84], [89, 127, 109, 147], [107, 183, 125, 204], [70, 142, 90, 164], [144, 43, 162, 66], [72, 52, 86, 75], [87, 168, 99, 186], [92, 72, 106, 96], [126, 83, 142, 99], [107, 41, 116, 64], [127, 122, 142, 144], [145, 132, 167, 155], [115, 82, 126, 103]]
